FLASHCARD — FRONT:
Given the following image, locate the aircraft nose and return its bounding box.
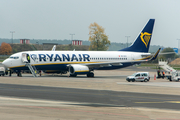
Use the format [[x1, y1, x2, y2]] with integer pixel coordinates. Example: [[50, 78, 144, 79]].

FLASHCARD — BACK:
[[2, 59, 10, 67]]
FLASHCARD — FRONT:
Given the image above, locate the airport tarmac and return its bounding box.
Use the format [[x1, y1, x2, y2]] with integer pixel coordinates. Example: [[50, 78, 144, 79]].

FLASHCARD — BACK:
[[0, 66, 180, 120]]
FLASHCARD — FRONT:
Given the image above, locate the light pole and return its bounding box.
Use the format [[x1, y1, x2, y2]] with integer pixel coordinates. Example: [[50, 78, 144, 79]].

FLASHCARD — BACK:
[[10, 31, 15, 44], [177, 39, 180, 54], [70, 34, 75, 40], [125, 36, 130, 47]]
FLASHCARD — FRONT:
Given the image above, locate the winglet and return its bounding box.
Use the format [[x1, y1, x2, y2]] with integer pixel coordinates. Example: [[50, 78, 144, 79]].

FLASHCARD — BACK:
[[151, 48, 161, 61]]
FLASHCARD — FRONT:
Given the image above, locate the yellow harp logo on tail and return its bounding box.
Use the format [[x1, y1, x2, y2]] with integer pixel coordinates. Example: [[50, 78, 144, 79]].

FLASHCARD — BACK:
[[140, 32, 151, 48]]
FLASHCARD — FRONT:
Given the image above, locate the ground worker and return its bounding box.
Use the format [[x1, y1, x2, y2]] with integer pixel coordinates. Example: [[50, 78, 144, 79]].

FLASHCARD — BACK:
[[27, 55, 30, 63], [162, 71, 165, 79], [157, 70, 161, 78]]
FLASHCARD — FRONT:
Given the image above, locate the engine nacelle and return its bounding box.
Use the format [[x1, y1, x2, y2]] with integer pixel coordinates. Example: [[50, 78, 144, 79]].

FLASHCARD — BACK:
[[70, 64, 89, 75]]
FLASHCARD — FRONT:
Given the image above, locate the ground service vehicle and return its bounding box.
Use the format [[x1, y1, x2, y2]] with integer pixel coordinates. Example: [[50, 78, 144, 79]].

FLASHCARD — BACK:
[[158, 61, 180, 82], [126, 72, 150, 82], [0, 67, 5, 76], [166, 72, 180, 82]]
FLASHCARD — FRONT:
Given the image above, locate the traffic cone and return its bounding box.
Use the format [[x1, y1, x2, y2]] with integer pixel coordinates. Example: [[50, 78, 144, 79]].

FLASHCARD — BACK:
[[154, 74, 156, 80]]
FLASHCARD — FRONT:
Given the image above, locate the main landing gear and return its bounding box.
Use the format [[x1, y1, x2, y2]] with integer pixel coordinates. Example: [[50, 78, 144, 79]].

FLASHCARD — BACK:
[[17, 71, 22, 77], [69, 72, 94, 77], [9, 70, 12, 76], [87, 72, 94, 77]]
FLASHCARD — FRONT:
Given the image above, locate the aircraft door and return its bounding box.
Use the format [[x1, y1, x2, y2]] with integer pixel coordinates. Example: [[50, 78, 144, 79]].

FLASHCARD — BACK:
[[21, 53, 30, 63]]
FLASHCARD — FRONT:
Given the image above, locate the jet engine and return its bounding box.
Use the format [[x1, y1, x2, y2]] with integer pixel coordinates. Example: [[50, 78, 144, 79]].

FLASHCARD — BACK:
[[69, 64, 89, 75]]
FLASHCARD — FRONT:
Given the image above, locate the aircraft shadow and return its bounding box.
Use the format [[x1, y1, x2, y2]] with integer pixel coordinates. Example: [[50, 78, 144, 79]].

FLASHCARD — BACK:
[[66, 103, 125, 107]]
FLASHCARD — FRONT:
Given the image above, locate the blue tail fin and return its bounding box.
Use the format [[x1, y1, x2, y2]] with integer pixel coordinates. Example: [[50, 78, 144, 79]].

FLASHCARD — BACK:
[[119, 19, 155, 53]]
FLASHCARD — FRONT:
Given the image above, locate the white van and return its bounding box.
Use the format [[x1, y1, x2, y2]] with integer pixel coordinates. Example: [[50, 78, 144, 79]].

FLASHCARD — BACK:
[[126, 72, 150, 82]]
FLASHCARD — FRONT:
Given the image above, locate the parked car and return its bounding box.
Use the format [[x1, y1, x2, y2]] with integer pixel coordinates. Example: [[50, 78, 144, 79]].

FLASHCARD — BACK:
[[126, 72, 150, 82]]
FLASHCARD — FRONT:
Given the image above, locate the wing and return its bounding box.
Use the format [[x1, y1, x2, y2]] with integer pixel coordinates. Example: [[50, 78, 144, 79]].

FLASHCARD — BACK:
[[77, 48, 161, 68]]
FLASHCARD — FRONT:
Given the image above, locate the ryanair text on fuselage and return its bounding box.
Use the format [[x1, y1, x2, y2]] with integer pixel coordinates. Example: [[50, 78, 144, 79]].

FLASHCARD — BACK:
[[32, 54, 90, 62]]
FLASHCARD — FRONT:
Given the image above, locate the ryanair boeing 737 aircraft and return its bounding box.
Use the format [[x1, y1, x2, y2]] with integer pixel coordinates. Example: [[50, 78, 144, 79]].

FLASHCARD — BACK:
[[2, 19, 160, 77]]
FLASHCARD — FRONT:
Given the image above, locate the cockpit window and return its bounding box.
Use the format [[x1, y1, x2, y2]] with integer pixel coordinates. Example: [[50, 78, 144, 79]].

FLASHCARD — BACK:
[[14, 57, 19, 59], [9, 56, 19, 59]]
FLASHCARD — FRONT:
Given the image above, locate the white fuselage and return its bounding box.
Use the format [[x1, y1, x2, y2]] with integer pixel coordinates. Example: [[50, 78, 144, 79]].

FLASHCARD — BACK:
[[2, 51, 150, 71]]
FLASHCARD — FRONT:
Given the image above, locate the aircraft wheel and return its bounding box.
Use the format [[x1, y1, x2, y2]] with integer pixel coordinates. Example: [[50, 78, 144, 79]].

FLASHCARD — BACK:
[[9, 70, 12, 76], [87, 72, 94, 77], [19, 72, 22, 77], [90, 73, 94, 77], [17, 72, 22, 77]]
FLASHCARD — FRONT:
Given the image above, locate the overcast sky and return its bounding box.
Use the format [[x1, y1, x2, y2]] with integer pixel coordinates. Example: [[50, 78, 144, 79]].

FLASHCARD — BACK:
[[0, 0, 180, 48]]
